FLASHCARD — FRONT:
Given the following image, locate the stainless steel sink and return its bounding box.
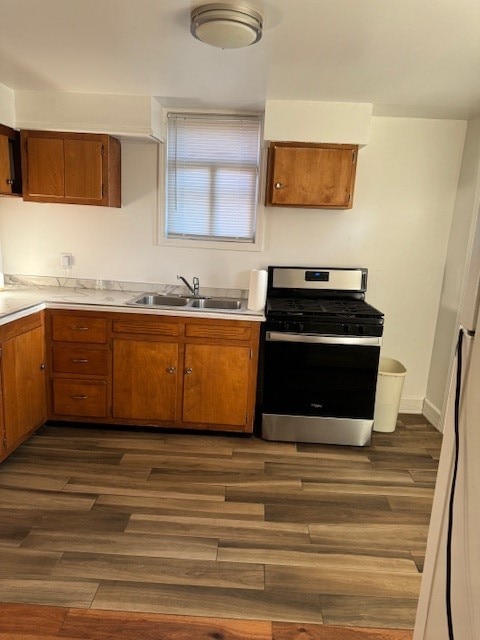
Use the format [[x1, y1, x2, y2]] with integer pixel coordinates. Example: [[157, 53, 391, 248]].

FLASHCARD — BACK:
[[190, 298, 242, 310], [127, 294, 190, 307], [126, 293, 244, 311]]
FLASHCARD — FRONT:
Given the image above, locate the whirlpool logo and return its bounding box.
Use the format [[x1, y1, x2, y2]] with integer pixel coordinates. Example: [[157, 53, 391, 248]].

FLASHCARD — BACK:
[[310, 402, 323, 409]]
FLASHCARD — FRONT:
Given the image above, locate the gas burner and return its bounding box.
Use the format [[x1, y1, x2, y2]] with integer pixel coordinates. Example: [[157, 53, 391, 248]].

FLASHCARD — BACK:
[[267, 297, 383, 318]]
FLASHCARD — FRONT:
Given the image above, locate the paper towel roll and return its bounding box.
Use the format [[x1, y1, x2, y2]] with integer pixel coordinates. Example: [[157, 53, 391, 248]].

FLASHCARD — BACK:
[[247, 269, 268, 311]]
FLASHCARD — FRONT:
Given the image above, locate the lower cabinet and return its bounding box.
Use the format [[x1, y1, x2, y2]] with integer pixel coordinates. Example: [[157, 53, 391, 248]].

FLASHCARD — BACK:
[[113, 339, 179, 422], [0, 307, 260, 462], [47, 310, 110, 420], [0, 313, 47, 462], [52, 379, 108, 418], [47, 310, 260, 433], [183, 343, 251, 427]]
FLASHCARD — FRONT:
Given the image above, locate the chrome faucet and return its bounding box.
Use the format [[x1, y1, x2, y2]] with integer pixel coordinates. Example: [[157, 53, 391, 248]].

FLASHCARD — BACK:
[[177, 274, 200, 296]]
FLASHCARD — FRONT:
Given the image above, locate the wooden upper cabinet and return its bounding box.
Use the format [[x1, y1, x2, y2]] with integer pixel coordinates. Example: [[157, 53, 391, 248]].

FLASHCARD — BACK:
[[26, 136, 64, 197], [0, 134, 11, 195], [266, 142, 358, 209], [20, 130, 121, 207], [0, 123, 22, 197]]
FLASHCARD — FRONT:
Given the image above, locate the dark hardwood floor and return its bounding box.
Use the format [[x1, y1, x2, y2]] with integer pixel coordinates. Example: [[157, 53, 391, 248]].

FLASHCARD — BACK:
[[0, 414, 441, 635]]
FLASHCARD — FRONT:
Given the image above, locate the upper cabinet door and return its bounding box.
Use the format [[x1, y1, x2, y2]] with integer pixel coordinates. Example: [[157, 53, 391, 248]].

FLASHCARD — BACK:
[[25, 136, 65, 197], [64, 138, 104, 202], [21, 130, 121, 207], [266, 142, 358, 209], [0, 134, 12, 195], [0, 124, 22, 197]]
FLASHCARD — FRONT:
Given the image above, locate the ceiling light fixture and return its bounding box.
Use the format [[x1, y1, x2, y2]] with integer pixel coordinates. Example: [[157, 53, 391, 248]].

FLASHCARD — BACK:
[[190, 3, 263, 49]]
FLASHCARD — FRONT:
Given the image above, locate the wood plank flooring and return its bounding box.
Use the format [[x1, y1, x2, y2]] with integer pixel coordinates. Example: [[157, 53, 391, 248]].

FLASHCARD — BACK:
[[0, 415, 441, 633], [0, 603, 414, 639]]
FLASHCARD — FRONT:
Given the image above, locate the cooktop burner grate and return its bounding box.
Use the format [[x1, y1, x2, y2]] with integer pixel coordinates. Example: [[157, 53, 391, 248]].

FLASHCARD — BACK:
[[267, 298, 383, 318]]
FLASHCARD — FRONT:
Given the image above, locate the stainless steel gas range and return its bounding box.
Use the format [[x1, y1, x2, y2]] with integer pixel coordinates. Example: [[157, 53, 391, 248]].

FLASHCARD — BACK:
[[260, 266, 384, 446]]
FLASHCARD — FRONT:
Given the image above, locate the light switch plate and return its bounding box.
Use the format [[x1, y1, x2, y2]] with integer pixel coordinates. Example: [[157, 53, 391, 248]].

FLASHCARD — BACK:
[[60, 253, 73, 269]]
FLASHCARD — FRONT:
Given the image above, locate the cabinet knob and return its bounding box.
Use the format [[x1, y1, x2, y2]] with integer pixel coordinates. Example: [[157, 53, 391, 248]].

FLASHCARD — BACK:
[[166, 366, 176, 373], [274, 182, 285, 189], [185, 367, 193, 375], [6, 179, 14, 185], [40, 363, 46, 370]]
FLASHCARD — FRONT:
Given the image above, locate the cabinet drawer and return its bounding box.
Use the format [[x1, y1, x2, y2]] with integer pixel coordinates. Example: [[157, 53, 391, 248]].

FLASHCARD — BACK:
[[53, 379, 108, 417], [52, 315, 107, 343], [113, 317, 180, 337], [53, 347, 108, 375], [185, 323, 252, 341]]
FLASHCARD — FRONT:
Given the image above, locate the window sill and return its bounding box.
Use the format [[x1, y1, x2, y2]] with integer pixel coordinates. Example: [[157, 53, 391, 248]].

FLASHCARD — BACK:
[[159, 236, 264, 252]]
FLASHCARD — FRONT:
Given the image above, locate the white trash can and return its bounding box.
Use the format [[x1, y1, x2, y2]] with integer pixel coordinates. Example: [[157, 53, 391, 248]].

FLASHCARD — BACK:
[[373, 357, 407, 433]]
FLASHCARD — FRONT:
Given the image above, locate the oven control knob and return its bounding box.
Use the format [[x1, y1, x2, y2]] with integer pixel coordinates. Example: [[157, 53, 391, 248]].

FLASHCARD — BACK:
[[342, 324, 351, 334], [357, 325, 365, 335]]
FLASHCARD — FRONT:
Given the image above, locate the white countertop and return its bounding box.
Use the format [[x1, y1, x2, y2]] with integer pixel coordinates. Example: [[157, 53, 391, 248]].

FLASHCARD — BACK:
[[0, 285, 265, 327]]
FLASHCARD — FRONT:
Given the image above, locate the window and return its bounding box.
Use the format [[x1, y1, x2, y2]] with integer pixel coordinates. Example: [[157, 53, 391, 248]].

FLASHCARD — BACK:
[[165, 112, 262, 247]]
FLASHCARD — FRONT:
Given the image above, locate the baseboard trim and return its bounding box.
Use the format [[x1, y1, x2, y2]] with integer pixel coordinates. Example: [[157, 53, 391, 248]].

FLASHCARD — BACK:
[[422, 397, 442, 430], [399, 396, 424, 413]]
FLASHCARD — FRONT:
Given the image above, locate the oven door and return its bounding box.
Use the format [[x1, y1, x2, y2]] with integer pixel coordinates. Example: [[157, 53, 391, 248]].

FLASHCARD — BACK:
[[262, 331, 381, 420]]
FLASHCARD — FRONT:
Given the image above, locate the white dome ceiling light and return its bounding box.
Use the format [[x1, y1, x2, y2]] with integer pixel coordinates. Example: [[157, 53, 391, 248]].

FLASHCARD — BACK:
[[190, 3, 263, 49]]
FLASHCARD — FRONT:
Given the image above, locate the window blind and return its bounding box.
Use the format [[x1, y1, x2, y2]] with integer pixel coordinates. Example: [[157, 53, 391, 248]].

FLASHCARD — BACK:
[[166, 113, 262, 243]]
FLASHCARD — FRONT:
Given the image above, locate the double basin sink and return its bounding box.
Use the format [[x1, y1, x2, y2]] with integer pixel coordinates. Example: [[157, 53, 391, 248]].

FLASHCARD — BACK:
[[126, 293, 243, 311]]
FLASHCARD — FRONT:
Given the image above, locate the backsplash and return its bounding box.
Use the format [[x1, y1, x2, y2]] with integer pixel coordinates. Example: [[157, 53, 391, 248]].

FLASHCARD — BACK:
[[5, 274, 247, 300]]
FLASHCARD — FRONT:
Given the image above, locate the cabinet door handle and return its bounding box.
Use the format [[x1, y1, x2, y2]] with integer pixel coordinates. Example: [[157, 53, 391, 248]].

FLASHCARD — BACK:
[[274, 182, 285, 189], [71, 395, 88, 400], [185, 367, 193, 375], [166, 366, 176, 373], [70, 325, 89, 331], [72, 358, 89, 364]]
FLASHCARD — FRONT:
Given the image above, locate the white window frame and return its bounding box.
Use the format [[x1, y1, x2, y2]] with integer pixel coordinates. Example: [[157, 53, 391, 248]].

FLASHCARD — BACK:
[[158, 108, 265, 252]]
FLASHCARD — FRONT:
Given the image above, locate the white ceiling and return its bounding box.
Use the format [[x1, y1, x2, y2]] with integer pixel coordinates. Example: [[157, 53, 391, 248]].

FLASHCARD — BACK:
[[0, 0, 479, 119]]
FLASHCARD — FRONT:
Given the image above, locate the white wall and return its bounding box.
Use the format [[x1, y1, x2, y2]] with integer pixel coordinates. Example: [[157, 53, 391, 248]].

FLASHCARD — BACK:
[[424, 116, 480, 428], [0, 116, 466, 410], [264, 100, 372, 144], [0, 81, 15, 128], [14, 91, 163, 140]]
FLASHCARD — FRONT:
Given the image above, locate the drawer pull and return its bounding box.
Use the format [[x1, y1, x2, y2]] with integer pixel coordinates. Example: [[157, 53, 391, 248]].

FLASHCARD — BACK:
[[71, 358, 89, 364], [166, 366, 176, 373], [71, 394, 89, 400], [70, 325, 89, 331]]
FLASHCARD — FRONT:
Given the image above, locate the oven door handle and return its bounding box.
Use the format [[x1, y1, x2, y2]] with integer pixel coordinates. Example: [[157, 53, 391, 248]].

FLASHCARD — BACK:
[[266, 331, 382, 346]]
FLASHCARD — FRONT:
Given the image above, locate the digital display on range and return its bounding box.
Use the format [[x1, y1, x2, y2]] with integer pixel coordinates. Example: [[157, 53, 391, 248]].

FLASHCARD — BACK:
[[305, 271, 329, 282]]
